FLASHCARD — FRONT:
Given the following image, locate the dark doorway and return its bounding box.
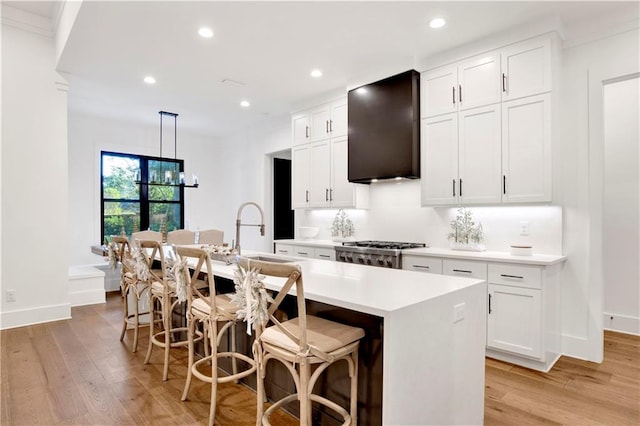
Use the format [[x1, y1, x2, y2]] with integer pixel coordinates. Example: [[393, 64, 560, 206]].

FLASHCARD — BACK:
[[273, 157, 294, 240]]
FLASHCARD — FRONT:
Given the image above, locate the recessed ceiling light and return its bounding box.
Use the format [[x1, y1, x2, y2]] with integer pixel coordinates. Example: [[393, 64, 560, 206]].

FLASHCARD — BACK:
[[240, 100, 250, 108], [310, 69, 323, 78], [429, 17, 446, 29], [143, 76, 156, 84], [198, 27, 214, 38]]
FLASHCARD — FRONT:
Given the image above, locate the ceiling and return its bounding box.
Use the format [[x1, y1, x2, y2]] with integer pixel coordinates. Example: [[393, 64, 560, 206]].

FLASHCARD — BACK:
[[8, 1, 639, 139]]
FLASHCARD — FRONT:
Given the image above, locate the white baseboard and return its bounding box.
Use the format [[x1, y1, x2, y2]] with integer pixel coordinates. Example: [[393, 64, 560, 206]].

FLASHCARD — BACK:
[[0, 303, 71, 330], [603, 312, 640, 335], [69, 289, 106, 307]]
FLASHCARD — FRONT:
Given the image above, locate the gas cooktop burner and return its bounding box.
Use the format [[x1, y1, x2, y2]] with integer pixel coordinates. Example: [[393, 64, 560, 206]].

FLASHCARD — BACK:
[[343, 241, 427, 250]]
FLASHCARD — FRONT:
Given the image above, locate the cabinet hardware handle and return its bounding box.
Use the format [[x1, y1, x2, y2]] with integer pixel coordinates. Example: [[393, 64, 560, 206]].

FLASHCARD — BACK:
[[502, 73, 507, 92], [319, 254, 330, 258], [459, 84, 462, 103], [305, 125, 309, 138], [460, 179, 463, 197], [453, 269, 472, 274], [326, 120, 329, 133], [489, 294, 492, 314], [305, 190, 309, 202], [500, 274, 524, 279], [325, 188, 329, 201], [278, 250, 288, 254], [413, 265, 430, 269], [329, 119, 333, 132], [298, 252, 308, 255], [453, 179, 456, 197], [329, 188, 333, 201], [503, 175, 506, 194], [452, 86, 456, 105]]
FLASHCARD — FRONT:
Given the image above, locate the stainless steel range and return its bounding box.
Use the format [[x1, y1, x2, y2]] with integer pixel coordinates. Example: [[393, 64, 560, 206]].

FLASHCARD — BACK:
[[334, 241, 427, 269]]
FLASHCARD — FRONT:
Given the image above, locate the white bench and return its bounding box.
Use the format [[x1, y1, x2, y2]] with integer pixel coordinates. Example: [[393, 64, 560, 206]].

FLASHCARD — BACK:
[[68, 265, 106, 307]]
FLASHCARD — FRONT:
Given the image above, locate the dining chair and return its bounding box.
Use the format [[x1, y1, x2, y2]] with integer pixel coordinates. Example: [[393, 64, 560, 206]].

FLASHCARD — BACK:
[[198, 229, 224, 245], [177, 246, 257, 426], [141, 240, 202, 381], [112, 236, 151, 353], [238, 257, 365, 426], [167, 229, 196, 245], [131, 229, 162, 243]]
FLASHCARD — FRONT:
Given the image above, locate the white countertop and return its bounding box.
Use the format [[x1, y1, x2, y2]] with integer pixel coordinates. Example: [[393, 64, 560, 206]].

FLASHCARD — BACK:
[[207, 250, 485, 318], [403, 247, 566, 266]]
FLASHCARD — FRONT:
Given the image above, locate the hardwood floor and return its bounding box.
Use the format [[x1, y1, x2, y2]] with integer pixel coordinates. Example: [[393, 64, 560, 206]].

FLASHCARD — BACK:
[[1, 292, 638, 425]]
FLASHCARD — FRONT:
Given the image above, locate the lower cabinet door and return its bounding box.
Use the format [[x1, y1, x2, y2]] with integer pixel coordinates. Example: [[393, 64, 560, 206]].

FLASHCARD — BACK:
[[487, 283, 542, 359]]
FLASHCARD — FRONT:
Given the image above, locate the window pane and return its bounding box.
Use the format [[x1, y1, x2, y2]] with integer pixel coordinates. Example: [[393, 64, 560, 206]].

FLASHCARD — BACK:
[[149, 160, 180, 201], [103, 201, 140, 240], [149, 203, 181, 232], [103, 155, 140, 200]]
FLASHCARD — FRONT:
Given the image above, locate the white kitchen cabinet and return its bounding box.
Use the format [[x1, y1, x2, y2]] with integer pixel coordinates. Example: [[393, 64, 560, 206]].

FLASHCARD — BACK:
[[293, 246, 314, 258], [291, 97, 368, 209], [274, 243, 294, 256], [443, 259, 487, 281], [501, 37, 551, 101], [421, 53, 501, 118], [487, 283, 542, 359], [402, 255, 443, 274], [315, 247, 336, 261], [292, 144, 311, 208], [292, 112, 310, 145], [422, 104, 501, 206], [502, 93, 552, 203]]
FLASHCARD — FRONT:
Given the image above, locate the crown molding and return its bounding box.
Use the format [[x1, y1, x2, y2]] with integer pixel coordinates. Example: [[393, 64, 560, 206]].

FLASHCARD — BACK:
[[1, 3, 53, 38]]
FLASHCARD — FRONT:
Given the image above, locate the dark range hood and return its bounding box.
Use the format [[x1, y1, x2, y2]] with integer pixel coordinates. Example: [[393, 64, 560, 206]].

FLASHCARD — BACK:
[[347, 70, 420, 184]]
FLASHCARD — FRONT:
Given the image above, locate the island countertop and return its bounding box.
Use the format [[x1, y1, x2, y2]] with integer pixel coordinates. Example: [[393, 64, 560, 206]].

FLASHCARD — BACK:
[[206, 250, 485, 317]]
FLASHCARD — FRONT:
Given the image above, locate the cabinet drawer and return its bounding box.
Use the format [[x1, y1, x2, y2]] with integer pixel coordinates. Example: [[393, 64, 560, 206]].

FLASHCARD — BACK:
[[315, 248, 335, 261], [402, 255, 443, 274], [294, 246, 313, 258], [443, 259, 487, 280], [274, 244, 293, 256], [488, 263, 541, 289]]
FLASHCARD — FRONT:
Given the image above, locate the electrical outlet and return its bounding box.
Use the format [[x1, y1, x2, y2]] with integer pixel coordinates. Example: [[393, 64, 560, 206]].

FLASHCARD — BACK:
[[519, 221, 530, 236], [6, 289, 16, 303], [453, 302, 465, 323]]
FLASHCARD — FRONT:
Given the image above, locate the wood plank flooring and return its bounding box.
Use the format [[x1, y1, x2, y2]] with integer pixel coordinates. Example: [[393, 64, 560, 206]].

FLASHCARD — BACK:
[[1, 292, 638, 425]]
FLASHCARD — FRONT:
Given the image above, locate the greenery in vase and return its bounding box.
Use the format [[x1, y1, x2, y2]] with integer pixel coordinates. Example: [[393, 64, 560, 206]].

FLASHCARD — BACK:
[[447, 208, 484, 245], [331, 209, 355, 238]]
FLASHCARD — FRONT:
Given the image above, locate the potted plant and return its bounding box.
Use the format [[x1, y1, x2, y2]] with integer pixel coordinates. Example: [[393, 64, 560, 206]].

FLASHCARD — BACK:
[[447, 208, 486, 251], [330, 209, 355, 242]]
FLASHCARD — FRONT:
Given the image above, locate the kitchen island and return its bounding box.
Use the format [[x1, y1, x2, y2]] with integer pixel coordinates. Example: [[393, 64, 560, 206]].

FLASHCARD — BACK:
[[202, 251, 487, 425]]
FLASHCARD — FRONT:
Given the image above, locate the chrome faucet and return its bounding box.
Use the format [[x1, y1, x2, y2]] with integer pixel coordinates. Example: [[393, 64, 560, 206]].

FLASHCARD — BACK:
[[235, 201, 265, 255]]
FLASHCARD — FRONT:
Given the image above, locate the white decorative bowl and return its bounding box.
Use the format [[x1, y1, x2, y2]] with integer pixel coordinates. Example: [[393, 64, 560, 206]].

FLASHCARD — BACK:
[[298, 227, 319, 239]]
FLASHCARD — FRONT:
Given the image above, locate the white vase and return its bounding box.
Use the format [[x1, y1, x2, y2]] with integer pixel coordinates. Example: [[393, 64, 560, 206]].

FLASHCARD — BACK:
[[449, 241, 486, 252]]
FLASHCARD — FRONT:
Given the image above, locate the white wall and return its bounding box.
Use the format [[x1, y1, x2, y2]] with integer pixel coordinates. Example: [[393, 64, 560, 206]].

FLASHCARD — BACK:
[[558, 27, 639, 359], [67, 111, 236, 265], [1, 17, 70, 328], [603, 76, 640, 335], [297, 181, 563, 254]]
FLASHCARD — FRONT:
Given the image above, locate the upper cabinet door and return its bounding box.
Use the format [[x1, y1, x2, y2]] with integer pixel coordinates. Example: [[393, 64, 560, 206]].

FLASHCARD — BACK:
[[291, 144, 311, 208], [309, 141, 331, 207], [421, 66, 458, 118], [421, 114, 459, 206], [502, 93, 552, 203], [501, 38, 551, 101], [329, 99, 348, 138], [309, 104, 331, 143], [458, 53, 502, 111], [329, 136, 353, 207], [292, 112, 310, 145]]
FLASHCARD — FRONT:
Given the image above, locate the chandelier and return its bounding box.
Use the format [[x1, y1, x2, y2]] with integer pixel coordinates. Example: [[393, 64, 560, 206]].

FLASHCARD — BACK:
[[135, 111, 199, 188]]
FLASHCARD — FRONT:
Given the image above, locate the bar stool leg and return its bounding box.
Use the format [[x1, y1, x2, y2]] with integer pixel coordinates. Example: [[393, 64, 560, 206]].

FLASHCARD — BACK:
[[181, 317, 197, 401], [350, 347, 359, 425]]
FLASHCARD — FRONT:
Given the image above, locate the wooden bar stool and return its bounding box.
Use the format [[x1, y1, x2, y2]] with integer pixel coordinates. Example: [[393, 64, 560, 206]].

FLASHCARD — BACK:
[[237, 258, 365, 426], [177, 247, 257, 426], [111, 236, 151, 353], [141, 240, 202, 381]]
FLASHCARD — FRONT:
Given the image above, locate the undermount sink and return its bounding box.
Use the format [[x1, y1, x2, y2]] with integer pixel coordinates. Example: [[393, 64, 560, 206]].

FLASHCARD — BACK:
[[244, 255, 297, 264]]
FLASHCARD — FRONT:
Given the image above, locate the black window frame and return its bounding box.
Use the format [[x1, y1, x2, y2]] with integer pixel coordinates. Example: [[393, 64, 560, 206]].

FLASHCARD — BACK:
[[100, 150, 185, 243]]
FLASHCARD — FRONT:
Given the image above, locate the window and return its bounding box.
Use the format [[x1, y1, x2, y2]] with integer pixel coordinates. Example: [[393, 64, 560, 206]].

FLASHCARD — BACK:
[[101, 151, 184, 243]]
